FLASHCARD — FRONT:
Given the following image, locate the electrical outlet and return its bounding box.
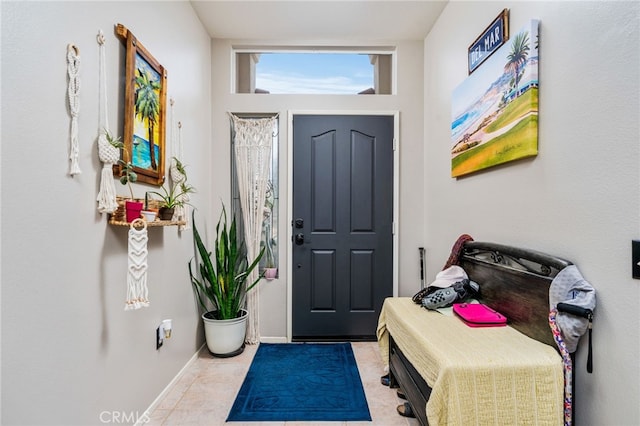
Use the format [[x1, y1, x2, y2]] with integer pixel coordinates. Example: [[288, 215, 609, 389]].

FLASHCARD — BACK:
[[633, 240, 640, 279], [156, 326, 163, 350]]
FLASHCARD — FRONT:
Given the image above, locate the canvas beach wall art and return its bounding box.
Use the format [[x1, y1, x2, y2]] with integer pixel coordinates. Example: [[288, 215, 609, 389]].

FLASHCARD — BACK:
[[451, 19, 539, 177]]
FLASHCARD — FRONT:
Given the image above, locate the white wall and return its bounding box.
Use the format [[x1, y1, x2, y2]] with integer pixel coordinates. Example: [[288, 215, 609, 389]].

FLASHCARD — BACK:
[[210, 39, 426, 339], [1, 2, 211, 424], [424, 1, 640, 424]]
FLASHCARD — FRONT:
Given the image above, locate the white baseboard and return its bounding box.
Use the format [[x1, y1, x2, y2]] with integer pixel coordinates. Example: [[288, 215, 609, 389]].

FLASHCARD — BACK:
[[137, 343, 206, 426], [259, 336, 288, 343]]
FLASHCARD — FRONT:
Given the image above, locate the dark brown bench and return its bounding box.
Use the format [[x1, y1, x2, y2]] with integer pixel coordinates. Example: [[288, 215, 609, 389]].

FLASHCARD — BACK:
[[386, 241, 577, 425]]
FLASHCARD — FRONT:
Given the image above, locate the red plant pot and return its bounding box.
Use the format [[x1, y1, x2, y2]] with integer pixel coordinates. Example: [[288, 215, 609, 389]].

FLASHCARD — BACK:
[[125, 200, 144, 222]]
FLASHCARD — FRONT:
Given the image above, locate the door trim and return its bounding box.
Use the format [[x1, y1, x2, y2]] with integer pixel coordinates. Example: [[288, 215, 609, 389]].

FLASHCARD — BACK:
[[286, 110, 400, 342]]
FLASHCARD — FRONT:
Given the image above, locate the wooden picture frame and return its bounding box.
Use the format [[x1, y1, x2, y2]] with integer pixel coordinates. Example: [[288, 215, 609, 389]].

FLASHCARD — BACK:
[[116, 24, 167, 186]]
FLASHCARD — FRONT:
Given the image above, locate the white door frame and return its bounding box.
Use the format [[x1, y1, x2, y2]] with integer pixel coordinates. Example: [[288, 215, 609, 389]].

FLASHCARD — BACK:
[[286, 110, 400, 342]]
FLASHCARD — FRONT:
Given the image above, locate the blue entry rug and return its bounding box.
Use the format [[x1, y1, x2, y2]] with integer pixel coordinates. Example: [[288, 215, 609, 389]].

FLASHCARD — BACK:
[[227, 342, 371, 422]]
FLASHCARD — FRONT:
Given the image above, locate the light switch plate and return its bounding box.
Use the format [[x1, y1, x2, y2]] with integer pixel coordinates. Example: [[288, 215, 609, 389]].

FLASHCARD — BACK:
[[633, 240, 640, 279]]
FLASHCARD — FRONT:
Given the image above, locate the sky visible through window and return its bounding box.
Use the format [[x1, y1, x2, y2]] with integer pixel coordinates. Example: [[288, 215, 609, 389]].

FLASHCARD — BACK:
[[255, 53, 373, 94]]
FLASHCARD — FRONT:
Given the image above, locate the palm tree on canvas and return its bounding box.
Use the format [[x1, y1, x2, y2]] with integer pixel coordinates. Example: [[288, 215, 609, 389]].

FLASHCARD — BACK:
[[504, 31, 530, 97], [135, 67, 160, 170]]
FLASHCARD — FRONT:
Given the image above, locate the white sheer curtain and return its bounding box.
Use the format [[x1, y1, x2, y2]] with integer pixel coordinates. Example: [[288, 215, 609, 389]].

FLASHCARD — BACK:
[[230, 114, 275, 344]]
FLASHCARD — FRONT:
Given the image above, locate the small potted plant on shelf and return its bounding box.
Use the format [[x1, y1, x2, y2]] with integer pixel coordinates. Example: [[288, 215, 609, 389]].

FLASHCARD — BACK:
[[105, 129, 142, 222], [141, 192, 158, 222], [189, 207, 265, 357], [149, 182, 195, 220]]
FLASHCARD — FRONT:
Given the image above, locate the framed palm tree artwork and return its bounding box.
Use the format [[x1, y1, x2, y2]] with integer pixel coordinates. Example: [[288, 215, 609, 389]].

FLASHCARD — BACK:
[[116, 24, 167, 186], [451, 19, 539, 178]]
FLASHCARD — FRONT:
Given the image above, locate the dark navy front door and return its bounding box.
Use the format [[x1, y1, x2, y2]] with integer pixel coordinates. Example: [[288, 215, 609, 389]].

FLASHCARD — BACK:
[[292, 115, 394, 340]]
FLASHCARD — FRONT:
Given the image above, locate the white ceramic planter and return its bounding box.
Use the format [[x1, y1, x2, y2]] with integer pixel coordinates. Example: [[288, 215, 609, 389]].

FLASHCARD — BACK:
[[202, 310, 247, 357], [140, 210, 157, 222]]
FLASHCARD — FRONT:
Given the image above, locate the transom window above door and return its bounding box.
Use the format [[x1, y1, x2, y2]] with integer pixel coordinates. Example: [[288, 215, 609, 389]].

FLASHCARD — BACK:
[[234, 48, 394, 95]]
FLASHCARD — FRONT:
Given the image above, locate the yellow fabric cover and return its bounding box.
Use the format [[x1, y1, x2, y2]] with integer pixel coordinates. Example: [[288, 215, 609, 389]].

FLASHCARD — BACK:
[[377, 297, 563, 426]]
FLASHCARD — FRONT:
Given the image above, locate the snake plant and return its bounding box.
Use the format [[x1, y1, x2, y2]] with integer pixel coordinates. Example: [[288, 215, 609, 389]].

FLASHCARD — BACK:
[[189, 207, 264, 320]]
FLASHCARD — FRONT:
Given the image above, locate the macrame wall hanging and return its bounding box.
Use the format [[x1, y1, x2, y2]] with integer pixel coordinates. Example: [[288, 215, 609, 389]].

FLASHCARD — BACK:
[[169, 99, 190, 230], [230, 113, 276, 344], [95, 30, 119, 214], [66, 43, 82, 176], [125, 219, 150, 310]]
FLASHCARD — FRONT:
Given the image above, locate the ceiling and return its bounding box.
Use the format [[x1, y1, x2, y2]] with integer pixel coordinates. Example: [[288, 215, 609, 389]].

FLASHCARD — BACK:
[[190, 1, 448, 42]]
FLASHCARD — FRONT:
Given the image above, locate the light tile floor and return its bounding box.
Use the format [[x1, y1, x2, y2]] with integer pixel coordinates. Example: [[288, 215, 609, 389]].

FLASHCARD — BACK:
[[147, 342, 420, 426]]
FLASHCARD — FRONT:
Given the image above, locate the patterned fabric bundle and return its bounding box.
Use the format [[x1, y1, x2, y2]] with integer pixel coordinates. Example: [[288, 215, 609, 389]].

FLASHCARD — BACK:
[[442, 234, 474, 270], [548, 265, 596, 426], [549, 308, 573, 426]]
